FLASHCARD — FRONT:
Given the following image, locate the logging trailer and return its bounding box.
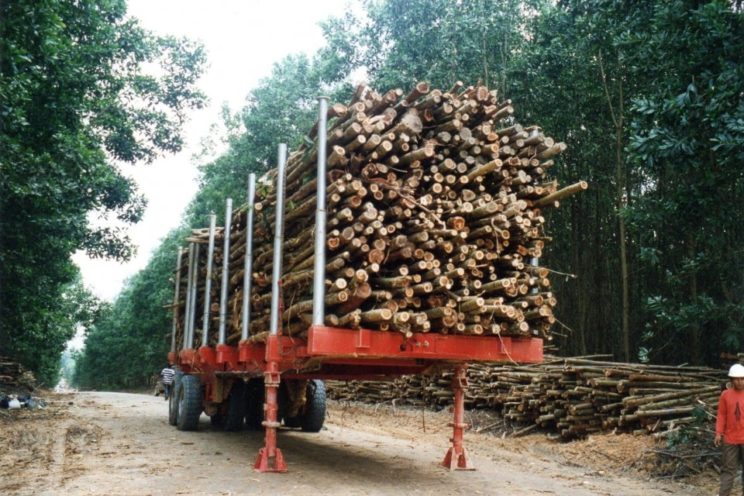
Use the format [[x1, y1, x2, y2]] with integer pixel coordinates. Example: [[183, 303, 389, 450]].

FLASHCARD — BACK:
[[167, 96, 544, 473]]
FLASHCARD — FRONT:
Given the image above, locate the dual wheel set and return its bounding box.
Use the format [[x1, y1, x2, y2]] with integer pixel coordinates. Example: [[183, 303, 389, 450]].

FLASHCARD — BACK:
[[168, 373, 327, 433]]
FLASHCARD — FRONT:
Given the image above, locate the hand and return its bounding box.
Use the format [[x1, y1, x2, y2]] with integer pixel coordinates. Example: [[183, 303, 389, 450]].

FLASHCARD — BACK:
[[715, 434, 724, 447]]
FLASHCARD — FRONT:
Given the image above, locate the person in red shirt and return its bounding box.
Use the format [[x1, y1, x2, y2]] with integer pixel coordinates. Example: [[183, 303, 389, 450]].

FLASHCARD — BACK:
[[716, 363, 744, 496]]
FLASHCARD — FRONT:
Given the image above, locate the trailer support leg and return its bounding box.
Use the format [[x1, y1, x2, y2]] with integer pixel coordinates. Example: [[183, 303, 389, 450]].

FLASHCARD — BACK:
[[254, 337, 287, 472], [442, 364, 474, 470]]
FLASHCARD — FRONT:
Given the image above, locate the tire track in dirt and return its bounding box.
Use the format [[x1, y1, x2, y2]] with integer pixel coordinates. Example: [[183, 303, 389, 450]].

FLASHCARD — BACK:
[[61, 423, 105, 484], [0, 395, 79, 496], [5, 392, 713, 495]]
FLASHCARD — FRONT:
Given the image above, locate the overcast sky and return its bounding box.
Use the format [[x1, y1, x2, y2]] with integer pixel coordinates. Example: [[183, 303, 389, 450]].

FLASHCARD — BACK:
[[73, 0, 357, 301]]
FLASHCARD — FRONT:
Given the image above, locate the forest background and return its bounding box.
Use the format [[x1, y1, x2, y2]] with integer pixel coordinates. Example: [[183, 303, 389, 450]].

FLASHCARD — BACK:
[[2, 0, 742, 389]]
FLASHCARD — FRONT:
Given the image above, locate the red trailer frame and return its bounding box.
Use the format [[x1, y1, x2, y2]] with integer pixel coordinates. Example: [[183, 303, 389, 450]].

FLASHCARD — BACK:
[[169, 325, 542, 472]]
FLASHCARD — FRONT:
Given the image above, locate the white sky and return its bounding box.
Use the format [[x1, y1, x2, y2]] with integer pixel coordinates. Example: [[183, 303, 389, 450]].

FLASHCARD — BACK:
[[73, 0, 357, 301]]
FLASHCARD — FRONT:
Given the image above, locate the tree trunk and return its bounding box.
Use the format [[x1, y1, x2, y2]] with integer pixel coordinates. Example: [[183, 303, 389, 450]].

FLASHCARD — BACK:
[[615, 86, 630, 363], [688, 234, 701, 365]]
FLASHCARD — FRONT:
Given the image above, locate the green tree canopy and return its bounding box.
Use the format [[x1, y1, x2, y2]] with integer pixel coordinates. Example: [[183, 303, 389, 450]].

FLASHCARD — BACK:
[[0, 0, 206, 382]]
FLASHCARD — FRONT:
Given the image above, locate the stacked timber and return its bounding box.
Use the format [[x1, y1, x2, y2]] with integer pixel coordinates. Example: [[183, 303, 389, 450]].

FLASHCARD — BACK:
[[327, 357, 726, 440], [173, 82, 585, 348], [327, 376, 428, 407], [0, 356, 36, 392]]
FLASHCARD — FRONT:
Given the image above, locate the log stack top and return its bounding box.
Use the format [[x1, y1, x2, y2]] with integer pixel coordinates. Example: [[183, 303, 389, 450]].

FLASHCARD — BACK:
[[173, 82, 586, 349]]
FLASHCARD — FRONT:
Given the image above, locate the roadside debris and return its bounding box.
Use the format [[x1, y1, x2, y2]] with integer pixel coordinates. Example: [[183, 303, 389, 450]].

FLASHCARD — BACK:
[[0, 393, 46, 410], [0, 355, 47, 412]]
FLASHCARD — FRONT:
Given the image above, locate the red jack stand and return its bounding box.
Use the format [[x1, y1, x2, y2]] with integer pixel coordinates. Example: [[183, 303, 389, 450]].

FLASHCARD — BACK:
[[442, 364, 475, 470], [254, 335, 287, 472]]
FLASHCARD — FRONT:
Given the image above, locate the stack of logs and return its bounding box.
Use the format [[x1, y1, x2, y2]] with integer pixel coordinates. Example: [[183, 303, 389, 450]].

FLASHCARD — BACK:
[[327, 357, 726, 440], [173, 81, 587, 349], [0, 356, 36, 393]]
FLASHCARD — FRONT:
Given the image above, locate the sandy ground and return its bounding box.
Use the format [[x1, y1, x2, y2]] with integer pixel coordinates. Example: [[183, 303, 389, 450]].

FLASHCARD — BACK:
[[0, 391, 720, 495]]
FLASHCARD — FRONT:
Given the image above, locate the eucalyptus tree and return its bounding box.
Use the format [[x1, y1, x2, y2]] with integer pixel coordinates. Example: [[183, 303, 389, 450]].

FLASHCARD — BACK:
[[507, 1, 658, 360], [0, 0, 206, 380], [74, 226, 189, 389], [625, 0, 744, 364], [322, 0, 532, 94]]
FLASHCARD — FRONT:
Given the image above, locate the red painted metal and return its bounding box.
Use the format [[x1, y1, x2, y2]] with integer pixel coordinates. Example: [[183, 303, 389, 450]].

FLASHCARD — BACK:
[[442, 365, 474, 470], [216, 343, 238, 369], [176, 332, 542, 377], [254, 334, 287, 473], [179, 348, 198, 368], [306, 326, 543, 363], [198, 346, 217, 367], [173, 327, 543, 473]]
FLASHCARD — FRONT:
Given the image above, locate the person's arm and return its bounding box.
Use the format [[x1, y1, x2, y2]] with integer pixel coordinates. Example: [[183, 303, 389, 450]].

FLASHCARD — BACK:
[[715, 392, 727, 446]]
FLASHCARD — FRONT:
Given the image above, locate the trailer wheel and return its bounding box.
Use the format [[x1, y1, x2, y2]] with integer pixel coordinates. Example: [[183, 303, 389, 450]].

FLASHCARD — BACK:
[[278, 382, 297, 427], [176, 375, 202, 431], [210, 413, 225, 428], [301, 380, 326, 433], [244, 379, 264, 430], [283, 388, 300, 427], [224, 381, 247, 431], [168, 371, 183, 426], [283, 415, 301, 428]]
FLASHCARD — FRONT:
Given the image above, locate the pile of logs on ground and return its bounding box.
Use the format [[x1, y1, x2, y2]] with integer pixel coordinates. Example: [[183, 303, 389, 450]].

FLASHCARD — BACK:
[[173, 81, 586, 348], [0, 356, 36, 393], [327, 357, 726, 440]]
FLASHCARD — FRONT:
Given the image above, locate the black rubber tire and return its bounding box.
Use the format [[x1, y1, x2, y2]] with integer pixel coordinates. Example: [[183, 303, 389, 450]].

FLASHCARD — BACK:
[[277, 382, 290, 423], [168, 371, 183, 426], [176, 375, 202, 431], [301, 380, 326, 433], [283, 415, 301, 428], [210, 413, 225, 428], [224, 381, 247, 431], [244, 379, 264, 430]]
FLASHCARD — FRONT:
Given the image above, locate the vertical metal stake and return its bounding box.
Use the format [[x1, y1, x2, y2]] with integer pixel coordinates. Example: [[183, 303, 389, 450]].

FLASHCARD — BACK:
[[171, 248, 184, 353], [312, 97, 329, 327], [269, 144, 288, 336], [242, 174, 257, 341], [186, 243, 200, 349], [182, 244, 195, 351], [202, 213, 217, 347], [218, 199, 233, 345]]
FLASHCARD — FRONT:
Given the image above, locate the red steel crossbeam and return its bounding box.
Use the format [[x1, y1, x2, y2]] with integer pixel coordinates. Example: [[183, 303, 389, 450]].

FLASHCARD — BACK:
[[177, 327, 543, 375], [306, 326, 543, 363]]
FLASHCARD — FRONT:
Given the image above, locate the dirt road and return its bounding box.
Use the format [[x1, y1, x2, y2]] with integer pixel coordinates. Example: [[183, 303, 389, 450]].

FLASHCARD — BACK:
[[1, 391, 712, 495]]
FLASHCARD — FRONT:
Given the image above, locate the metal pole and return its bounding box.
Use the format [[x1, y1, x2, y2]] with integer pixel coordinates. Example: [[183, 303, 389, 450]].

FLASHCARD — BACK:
[[186, 243, 200, 349], [242, 174, 257, 340], [530, 256, 539, 295], [218, 199, 233, 344], [201, 213, 217, 347], [312, 97, 329, 327], [182, 244, 195, 350], [171, 248, 184, 353], [269, 144, 288, 336]]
